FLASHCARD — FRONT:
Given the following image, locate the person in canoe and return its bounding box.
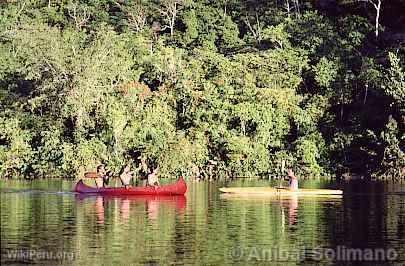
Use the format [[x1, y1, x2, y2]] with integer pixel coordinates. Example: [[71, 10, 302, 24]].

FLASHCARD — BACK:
[[287, 168, 298, 190], [95, 164, 110, 188], [147, 167, 160, 188], [137, 155, 150, 186], [119, 164, 133, 189]]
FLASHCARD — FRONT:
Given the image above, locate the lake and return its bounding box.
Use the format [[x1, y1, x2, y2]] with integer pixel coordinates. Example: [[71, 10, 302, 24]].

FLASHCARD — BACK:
[[1, 178, 404, 265]]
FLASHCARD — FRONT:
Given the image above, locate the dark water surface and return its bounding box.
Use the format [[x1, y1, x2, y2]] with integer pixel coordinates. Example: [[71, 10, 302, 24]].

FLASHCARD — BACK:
[[1, 178, 404, 265]]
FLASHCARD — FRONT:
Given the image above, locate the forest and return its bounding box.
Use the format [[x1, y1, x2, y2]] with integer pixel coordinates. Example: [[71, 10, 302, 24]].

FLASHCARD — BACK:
[[0, 0, 403, 180]]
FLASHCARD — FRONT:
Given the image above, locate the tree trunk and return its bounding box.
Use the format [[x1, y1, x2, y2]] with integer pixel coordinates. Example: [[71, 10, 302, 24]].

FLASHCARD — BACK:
[[170, 20, 174, 36], [170, 3, 176, 36], [294, 0, 300, 18], [360, 0, 382, 38], [243, 14, 262, 44], [363, 84, 368, 105], [285, 0, 290, 18], [340, 87, 344, 122], [375, 0, 381, 38]]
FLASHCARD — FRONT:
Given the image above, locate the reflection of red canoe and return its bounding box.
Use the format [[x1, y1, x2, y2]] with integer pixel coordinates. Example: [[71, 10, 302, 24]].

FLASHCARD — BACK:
[[75, 194, 187, 211], [74, 177, 187, 195]]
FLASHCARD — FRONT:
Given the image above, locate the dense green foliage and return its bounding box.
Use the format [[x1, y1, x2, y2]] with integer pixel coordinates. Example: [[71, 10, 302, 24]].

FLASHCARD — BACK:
[[0, 0, 403, 179]]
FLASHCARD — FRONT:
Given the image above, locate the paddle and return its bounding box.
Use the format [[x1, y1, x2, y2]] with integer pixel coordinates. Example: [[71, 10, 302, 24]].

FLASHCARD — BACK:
[[275, 186, 287, 190], [277, 159, 286, 190], [84, 171, 114, 179], [84, 172, 100, 178]]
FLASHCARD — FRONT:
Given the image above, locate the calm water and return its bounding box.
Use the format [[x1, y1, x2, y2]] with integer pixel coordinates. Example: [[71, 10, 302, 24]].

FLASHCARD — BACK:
[[1, 178, 404, 265]]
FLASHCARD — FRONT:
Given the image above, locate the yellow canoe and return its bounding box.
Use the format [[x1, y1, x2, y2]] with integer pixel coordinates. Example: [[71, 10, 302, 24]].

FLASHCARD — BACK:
[[219, 187, 343, 196], [219, 193, 343, 200]]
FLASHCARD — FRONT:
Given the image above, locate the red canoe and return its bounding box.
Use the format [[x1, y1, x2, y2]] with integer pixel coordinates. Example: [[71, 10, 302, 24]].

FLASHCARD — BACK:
[[74, 176, 187, 196]]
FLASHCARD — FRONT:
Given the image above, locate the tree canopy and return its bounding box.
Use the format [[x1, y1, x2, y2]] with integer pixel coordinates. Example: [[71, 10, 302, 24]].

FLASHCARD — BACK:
[[0, 0, 404, 180]]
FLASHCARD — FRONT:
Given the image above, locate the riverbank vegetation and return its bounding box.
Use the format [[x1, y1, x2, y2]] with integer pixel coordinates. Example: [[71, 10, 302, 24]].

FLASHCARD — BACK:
[[0, 0, 403, 180]]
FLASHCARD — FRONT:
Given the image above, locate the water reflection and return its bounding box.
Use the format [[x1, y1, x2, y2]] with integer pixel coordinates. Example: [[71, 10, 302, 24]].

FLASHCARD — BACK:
[[75, 194, 186, 224], [288, 194, 299, 226], [120, 199, 130, 221], [146, 199, 159, 221], [95, 196, 104, 225], [1, 179, 404, 265], [220, 193, 343, 230]]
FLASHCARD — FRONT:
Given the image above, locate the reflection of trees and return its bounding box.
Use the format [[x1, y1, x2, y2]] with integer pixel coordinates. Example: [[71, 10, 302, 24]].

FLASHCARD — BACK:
[[1, 182, 77, 263], [216, 181, 344, 264], [0, 181, 187, 265], [2, 180, 405, 264], [74, 195, 185, 264], [332, 181, 404, 253]]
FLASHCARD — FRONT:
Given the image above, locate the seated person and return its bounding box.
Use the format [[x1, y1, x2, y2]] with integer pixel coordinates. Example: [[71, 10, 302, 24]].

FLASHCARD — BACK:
[[119, 164, 132, 189], [95, 164, 109, 188], [287, 168, 298, 190], [138, 157, 149, 187], [147, 167, 160, 188]]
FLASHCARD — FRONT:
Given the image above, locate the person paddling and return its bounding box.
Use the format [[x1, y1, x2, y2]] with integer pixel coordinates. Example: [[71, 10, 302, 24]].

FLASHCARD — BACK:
[[287, 168, 298, 190], [138, 156, 150, 187], [95, 164, 109, 188], [147, 167, 160, 188], [119, 164, 132, 189]]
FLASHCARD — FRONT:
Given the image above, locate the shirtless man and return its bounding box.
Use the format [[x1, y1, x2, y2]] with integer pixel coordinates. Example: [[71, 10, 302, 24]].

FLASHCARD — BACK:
[[119, 164, 132, 189], [95, 164, 109, 188], [147, 167, 160, 188], [287, 168, 298, 190]]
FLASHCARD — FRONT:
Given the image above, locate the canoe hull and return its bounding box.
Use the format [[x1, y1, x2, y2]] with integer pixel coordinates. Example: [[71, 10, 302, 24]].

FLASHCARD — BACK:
[[219, 187, 343, 196], [74, 177, 187, 196]]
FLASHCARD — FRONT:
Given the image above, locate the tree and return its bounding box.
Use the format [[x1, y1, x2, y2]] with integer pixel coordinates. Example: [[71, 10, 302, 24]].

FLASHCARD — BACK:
[[67, 2, 90, 31], [284, 0, 300, 18], [182, 9, 198, 44], [1, 0, 404, 180], [384, 52, 405, 110], [243, 11, 262, 44], [360, 0, 382, 38], [285, 0, 292, 18], [159, 0, 184, 36], [122, 1, 148, 33], [379, 116, 404, 179]]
